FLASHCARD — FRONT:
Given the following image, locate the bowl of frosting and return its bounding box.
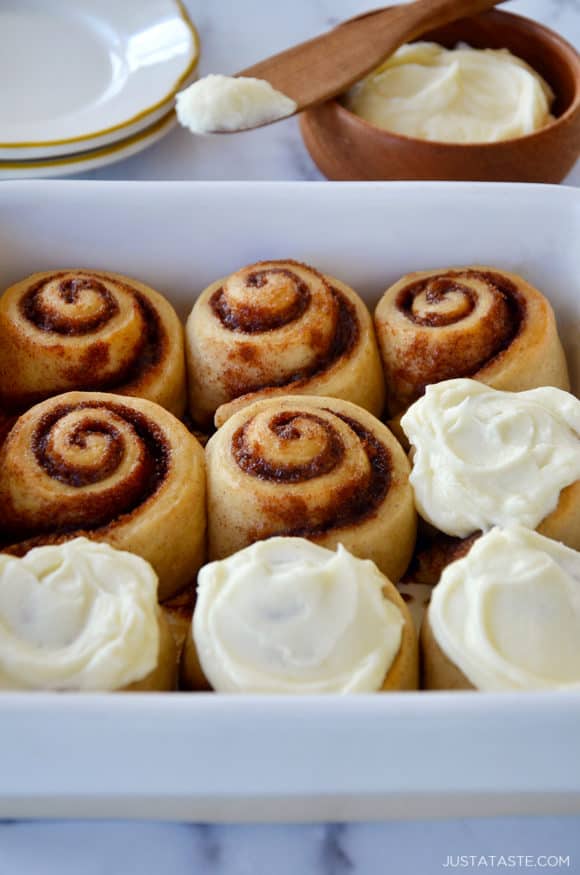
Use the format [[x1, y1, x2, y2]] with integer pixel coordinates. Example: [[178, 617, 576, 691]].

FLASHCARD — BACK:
[[300, 9, 580, 182]]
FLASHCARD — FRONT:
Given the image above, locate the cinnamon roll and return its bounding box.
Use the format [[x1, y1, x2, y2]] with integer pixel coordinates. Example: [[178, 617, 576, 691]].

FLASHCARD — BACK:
[[0, 538, 176, 692], [401, 379, 580, 550], [0, 392, 206, 601], [182, 538, 418, 693], [185, 260, 385, 428], [0, 270, 186, 417], [205, 395, 416, 582], [374, 266, 570, 419], [422, 526, 580, 691]]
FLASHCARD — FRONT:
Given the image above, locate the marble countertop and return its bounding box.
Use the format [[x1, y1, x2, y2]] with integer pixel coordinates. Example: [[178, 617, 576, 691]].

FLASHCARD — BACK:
[[2, 1, 580, 873]]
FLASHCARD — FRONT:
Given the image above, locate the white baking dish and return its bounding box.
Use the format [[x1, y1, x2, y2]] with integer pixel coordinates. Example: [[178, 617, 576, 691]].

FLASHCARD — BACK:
[[0, 180, 578, 821]]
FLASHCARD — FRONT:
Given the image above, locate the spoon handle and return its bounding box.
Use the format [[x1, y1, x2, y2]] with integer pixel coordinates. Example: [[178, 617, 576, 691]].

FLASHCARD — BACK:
[[239, 0, 507, 117]]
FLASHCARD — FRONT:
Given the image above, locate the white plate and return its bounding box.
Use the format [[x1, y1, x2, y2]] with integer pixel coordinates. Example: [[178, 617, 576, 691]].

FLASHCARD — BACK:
[[0, 181, 578, 821], [0, 0, 198, 160], [0, 110, 177, 179]]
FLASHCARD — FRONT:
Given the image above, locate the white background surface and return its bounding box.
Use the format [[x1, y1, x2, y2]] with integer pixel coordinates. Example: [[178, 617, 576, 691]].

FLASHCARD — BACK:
[[1, 0, 580, 872]]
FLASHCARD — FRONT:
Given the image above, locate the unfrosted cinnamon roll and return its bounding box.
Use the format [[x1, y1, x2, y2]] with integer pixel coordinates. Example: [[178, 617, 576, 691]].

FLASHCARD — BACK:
[[0, 270, 186, 417], [205, 395, 416, 582], [0, 538, 176, 692], [374, 266, 570, 419], [185, 260, 385, 427], [0, 392, 206, 601]]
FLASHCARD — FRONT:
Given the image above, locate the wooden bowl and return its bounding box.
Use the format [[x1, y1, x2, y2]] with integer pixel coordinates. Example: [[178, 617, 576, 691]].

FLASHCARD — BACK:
[[300, 9, 580, 183]]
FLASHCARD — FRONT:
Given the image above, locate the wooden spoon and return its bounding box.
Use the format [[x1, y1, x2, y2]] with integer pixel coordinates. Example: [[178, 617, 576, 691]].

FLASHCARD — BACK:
[[231, 0, 507, 129]]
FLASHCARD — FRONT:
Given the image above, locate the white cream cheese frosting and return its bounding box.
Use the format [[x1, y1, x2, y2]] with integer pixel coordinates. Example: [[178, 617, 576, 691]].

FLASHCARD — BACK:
[[193, 537, 404, 693], [0, 538, 160, 691], [345, 41, 554, 143], [176, 74, 297, 134], [429, 525, 580, 691], [401, 379, 580, 537]]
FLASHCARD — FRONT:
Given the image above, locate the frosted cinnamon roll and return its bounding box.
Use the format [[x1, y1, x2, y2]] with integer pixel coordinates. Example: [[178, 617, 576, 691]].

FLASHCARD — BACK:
[[401, 379, 580, 550], [182, 538, 417, 693], [0, 270, 186, 417], [422, 526, 580, 691], [206, 395, 416, 582], [185, 260, 385, 427], [0, 538, 176, 691], [0, 392, 206, 601], [374, 266, 569, 419]]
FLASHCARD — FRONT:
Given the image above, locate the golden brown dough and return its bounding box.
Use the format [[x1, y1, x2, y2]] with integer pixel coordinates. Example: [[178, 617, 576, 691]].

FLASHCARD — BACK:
[[380, 583, 418, 691], [537, 480, 580, 551], [0, 392, 206, 601], [374, 266, 570, 420], [0, 269, 186, 417], [205, 395, 416, 582], [421, 609, 474, 691], [161, 583, 197, 663], [181, 627, 211, 692], [124, 608, 177, 692], [185, 260, 385, 427]]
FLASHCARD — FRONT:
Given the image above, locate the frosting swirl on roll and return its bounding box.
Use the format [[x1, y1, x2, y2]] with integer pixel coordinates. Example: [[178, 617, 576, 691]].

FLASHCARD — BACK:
[[429, 526, 580, 691], [401, 379, 580, 537], [0, 538, 159, 691], [193, 538, 404, 693]]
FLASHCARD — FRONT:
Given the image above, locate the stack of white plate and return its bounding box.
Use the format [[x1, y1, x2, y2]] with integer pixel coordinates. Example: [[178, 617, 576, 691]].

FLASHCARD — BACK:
[[0, 0, 199, 179]]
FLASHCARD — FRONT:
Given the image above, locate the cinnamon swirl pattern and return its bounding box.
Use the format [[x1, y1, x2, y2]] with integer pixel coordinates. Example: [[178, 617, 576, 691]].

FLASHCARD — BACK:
[[186, 260, 385, 427], [206, 395, 417, 583], [0, 270, 186, 417], [0, 392, 206, 601], [374, 266, 570, 418]]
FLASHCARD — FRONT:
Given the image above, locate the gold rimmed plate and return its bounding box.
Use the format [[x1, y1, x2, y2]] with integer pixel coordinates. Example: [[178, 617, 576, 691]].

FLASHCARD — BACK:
[[0, 109, 177, 179], [0, 0, 199, 160]]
